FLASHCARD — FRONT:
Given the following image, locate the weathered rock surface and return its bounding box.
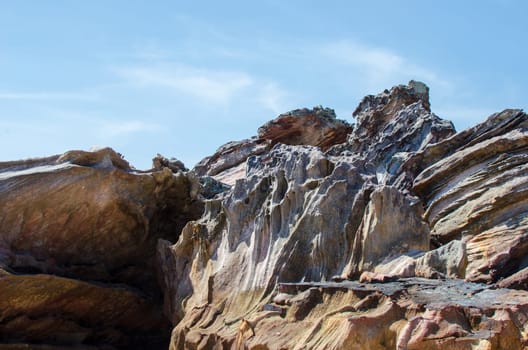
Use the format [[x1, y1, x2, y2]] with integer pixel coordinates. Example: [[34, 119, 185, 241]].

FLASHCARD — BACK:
[[412, 109, 528, 283], [156, 81, 528, 349], [0, 147, 203, 348], [497, 267, 528, 290], [154, 81, 528, 349], [3, 80, 528, 349], [167, 277, 528, 350], [193, 138, 272, 185], [257, 106, 352, 151], [193, 106, 352, 186]]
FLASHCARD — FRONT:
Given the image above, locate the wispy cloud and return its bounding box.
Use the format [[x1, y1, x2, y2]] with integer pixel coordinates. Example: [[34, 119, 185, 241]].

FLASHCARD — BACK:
[[114, 60, 299, 116], [322, 40, 450, 90], [257, 82, 294, 115], [115, 64, 253, 105], [0, 91, 97, 101]]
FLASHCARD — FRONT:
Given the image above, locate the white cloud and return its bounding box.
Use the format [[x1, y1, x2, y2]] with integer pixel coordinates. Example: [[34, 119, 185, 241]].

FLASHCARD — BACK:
[[0, 91, 97, 101], [257, 82, 293, 115], [322, 40, 450, 91], [115, 64, 253, 105]]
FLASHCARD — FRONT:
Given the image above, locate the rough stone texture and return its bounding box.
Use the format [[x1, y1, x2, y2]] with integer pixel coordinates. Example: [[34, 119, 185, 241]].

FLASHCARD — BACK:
[[257, 106, 352, 151], [170, 278, 528, 350], [496, 267, 528, 290], [193, 138, 272, 185], [3, 80, 528, 349], [0, 148, 203, 349], [373, 240, 468, 280], [193, 106, 352, 186], [160, 82, 514, 349], [412, 109, 528, 283], [346, 186, 430, 276], [152, 153, 188, 172]]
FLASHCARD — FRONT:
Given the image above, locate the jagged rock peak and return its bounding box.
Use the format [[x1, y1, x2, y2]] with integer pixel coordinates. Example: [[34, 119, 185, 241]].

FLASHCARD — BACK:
[[351, 81, 435, 144], [257, 105, 353, 151], [193, 106, 353, 185], [353, 80, 431, 118]]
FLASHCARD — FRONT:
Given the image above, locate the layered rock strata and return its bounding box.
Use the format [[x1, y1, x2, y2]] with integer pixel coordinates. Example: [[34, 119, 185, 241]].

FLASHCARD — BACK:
[[158, 81, 528, 348], [2, 80, 528, 349], [193, 106, 352, 186], [170, 278, 528, 349], [0, 148, 203, 349]]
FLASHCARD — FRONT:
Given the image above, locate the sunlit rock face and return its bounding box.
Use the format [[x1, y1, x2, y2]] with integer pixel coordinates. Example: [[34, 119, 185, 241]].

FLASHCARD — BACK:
[[0, 147, 203, 349], [3, 81, 528, 350], [158, 81, 528, 349], [412, 109, 528, 283], [193, 106, 352, 186]]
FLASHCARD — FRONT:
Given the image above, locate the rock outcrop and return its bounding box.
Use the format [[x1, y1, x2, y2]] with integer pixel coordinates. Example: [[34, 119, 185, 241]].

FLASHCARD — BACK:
[[193, 106, 352, 186], [156, 81, 528, 348], [2, 81, 528, 349], [411, 109, 528, 283], [257, 106, 352, 151], [0, 147, 203, 349]]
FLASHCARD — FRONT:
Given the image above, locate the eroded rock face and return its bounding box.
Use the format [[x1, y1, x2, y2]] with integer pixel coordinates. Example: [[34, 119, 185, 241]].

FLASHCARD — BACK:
[[412, 109, 528, 283], [160, 82, 516, 349], [0, 148, 203, 348], [257, 106, 352, 151], [193, 106, 352, 186], [4, 80, 528, 350], [193, 138, 272, 185], [157, 81, 528, 349], [169, 278, 528, 350], [347, 186, 430, 276]]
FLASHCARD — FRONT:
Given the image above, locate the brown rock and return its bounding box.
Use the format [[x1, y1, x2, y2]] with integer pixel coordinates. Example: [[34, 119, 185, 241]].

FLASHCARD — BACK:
[[496, 267, 528, 290], [0, 272, 169, 348], [257, 106, 352, 151], [0, 148, 203, 348], [359, 271, 399, 283], [412, 110, 528, 283], [0, 149, 202, 289], [56, 147, 131, 170], [152, 153, 187, 172]]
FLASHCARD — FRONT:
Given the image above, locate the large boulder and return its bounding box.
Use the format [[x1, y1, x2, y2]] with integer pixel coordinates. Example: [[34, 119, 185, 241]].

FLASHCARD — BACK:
[[0, 147, 203, 348]]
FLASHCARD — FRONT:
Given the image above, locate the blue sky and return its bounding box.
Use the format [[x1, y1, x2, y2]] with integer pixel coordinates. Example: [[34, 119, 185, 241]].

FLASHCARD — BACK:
[[1, 1, 526, 169]]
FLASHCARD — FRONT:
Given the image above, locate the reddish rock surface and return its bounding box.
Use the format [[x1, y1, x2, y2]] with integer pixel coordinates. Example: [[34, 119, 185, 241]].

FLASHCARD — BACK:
[[257, 106, 352, 151]]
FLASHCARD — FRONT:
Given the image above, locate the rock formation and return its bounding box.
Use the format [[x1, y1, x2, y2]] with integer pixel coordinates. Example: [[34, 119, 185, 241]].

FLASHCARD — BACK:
[[1, 81, 527, 349], [159, 81, 528, 349], [0, 148, 203, 349]]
